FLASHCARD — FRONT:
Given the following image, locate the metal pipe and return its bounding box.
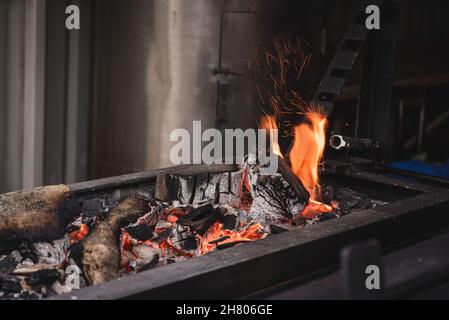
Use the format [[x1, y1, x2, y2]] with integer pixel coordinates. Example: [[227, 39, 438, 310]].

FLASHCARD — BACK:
[[329, 135, 376, 151]]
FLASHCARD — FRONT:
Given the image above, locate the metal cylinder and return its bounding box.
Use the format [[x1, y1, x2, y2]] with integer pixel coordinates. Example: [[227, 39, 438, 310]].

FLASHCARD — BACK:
[[329, 135, 375, 151]]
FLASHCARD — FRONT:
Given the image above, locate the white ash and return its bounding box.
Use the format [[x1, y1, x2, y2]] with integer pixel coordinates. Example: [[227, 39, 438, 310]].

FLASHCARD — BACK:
[[176, 176, 195, 204], [246, 158, 306, 227], [135, 200, 165, 226], [51, 281, 73, 295], [32, 239, 68, 265], [155, 220, 172, 230], [9, 251, 23, 264], [169, 224, 196, 251], [132, 245, 161, 267]]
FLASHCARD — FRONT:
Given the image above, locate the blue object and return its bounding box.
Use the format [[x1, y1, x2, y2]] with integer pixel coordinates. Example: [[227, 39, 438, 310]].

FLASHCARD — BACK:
[[386, 160, 449, 179]]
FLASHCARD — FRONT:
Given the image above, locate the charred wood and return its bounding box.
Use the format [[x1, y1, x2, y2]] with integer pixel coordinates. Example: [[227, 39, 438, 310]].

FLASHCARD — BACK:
[[81, 197, 148, 286], [0, 185, 81, 241], [25, 269, 60, 286], [247, 156, 309, 227], [125, 224, 155, 241], [155, 164, 243, 207]]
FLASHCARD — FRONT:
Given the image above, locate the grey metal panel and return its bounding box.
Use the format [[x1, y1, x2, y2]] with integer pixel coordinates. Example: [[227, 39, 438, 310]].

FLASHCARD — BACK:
[[218, 12, 262, 132], [0, 0, 6, 192], [65, 0, 92, 183], [43, 0, 69, 185], [3, 0, 25, 192], [91, 0, 222, 178], [22, 0, 46, 188]]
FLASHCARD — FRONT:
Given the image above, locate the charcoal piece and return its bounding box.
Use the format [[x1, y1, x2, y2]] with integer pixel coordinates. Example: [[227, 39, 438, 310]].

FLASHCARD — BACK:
[[180, 237, 198, 251], [319, 212, 338, 222], [0, 256, 17, 274], [338, 200, 373, 214], [68, 241, 83, 267], [170, 225, 198, 250], [333, 187, 376, 214], [217, 241, 247, 250], [269, 225, 288, 234], [178, 207, 220, 236], [81, 199, 107, 218], [322, 185, 334, 205], [125, 224, 155, 241], [154, 229, 172, 244], [15, 291, 41, 300], [81, 197, 149, 286], [17, 242, 38, 264], [208, 236, 230, 245], [137, 200, 165, 227], [139, 255, 159, 272], [181, 204, 214, 222], [197, 208, 221, 236], [291, 216, 307, 227], [58, 197, 83, 221], [333, 187, 370, 205], [167, 259, 176, 265], [0, 240, 22, 256], [0, 185, 76, 242], [0, 275, 22, 293], [219, 214, 237, 230], [25, 269, 60, 286], [132, 245, 161, 268]]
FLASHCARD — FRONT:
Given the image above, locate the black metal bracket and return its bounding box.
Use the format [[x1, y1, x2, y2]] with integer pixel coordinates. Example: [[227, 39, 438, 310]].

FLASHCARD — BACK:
[[356, 0, 400, 163], [313, 0, 384, 114]]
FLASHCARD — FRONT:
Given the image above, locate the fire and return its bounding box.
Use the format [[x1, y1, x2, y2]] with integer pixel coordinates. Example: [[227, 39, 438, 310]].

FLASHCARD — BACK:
[[290, 108, 328, 200], [301, 199, 333, 219], [260, 115, 283, 158], [68, 224, 89, 244], [259, 108, 332, 218], [198, 222, 266, 255]]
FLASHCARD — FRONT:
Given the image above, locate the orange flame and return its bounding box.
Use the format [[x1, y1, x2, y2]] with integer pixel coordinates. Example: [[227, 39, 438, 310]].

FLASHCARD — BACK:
[[259, 115, 284, 158], [289, 109, 328, 200], [198, 222, 266, 255], [68, 224, 89, 244]]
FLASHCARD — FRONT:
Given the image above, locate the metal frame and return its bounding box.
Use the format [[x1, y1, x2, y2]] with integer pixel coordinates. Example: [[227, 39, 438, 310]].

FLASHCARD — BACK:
[[253, 231, 449, 299], [49, 165, 449, 300], [356, 0, 400, 162]]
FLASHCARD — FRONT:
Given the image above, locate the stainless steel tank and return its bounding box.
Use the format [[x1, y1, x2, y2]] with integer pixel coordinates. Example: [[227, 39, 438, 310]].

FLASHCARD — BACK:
[[90, 0, 302, 178]]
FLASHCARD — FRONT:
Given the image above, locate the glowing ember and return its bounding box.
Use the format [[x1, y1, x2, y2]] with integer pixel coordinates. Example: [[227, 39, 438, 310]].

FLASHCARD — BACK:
[[68, 224, 89, 244], [197, 222, 266, 255], [300, 199, 333, 219]]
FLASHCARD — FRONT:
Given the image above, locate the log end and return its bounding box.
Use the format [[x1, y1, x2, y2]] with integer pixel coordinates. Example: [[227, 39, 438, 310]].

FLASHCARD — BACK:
[[81, 223, 120, 286], [0, 184, 80, 241]]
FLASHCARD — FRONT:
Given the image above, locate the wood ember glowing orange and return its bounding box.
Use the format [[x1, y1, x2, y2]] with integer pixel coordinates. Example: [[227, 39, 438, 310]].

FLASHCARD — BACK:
[[197, 222, 267, 255], [68, 224, 89, 243]]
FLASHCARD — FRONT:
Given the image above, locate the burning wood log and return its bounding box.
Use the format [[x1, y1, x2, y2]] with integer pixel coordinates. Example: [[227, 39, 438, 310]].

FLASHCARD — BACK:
[[0, 185, 80, 242], [246, 155, 310, 229], [81, 197, 149, 286], [154, 157, 310, 230], [154, 164, 243, 206]]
